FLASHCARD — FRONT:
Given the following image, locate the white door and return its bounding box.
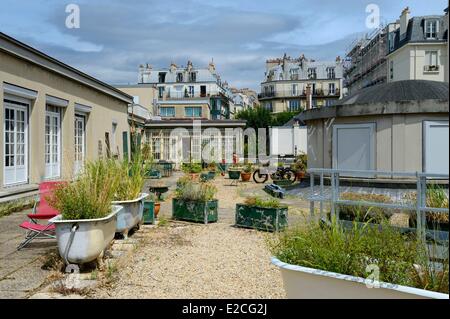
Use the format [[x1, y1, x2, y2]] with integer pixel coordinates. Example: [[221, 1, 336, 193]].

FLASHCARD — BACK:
[[45, 106, 61, 179], [333, 123, 376, 176], [74, 115, 86, 176], [3, 100, 28, 186], [424, 121, 449, 175]]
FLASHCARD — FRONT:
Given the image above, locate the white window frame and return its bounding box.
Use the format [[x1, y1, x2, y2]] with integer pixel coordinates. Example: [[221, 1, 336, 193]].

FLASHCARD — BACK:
[[425, 20, 439, 39], [44, 105, 62, 180], [3, 96, 29, 186], [332, 123, 376, 176], [328, 83, 336, 95], [74, 114, 86, 176]]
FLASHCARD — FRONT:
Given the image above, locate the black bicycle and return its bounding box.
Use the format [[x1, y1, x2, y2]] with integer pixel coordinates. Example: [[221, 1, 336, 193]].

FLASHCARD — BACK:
[[252, 162, 297, 184]]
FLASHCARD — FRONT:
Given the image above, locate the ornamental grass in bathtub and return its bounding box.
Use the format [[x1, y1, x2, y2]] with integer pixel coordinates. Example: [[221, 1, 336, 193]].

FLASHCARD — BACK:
[[268, 220, 449, 294], [49, 159, 120, 220]]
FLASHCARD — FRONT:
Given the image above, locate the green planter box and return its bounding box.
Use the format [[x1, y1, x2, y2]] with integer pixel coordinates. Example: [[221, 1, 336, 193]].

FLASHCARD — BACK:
[[228, 170, 241, 180], [172, 198, 218, 224], [145, 169, 161, 179], [200, 171, 216, 181], [143, 201, 155, 224], [235, 204, 288, 232], [273, 179, 294, 187]]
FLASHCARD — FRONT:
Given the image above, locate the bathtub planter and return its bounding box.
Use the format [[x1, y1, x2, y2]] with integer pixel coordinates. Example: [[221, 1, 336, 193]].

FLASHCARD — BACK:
[[172, 198, 218, 224], [235, 204, 288, 232], [112, 193, 149, 238], [271, 257, 449, 299], [50, 205, 121, 265]]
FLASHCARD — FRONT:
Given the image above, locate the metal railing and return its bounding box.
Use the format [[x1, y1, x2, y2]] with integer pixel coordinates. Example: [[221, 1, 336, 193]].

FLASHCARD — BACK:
[[307, 168, 449, 242], [258, 89, 340, 99]]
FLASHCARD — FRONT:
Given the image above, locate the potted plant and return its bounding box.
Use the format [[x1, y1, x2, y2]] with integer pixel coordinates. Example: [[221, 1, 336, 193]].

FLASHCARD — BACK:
[[111, 157, 149, 239], [172, 178, 218, 224], [49, 160, 121, 265], [236, 196, 288, 232], [269, 220, 449, 299], [240, 163, 253, 182], [291, 152, 307, 182], [228, 163, 241, 180], [182, 162, 202, 181]]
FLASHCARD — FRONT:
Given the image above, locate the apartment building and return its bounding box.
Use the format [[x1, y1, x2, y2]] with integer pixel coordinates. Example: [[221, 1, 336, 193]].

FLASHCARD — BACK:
[[138, 61, 232, 120], [259, 54, 344, 113], [0, 32, 132, 196], [230, 88, 258, 115], [344, 25, 390, 95], [387, 7, 448, 83]]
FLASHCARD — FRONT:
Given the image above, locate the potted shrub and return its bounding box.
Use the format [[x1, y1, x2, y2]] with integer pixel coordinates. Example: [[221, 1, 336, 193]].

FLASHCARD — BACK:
[[49, 160, 121, 265], [172, 178, 218, 224], [111, 157, 149, 238], [228, 164, 241, 180], [291, 152, 307, 182], [240, 163, 253, 182], [269, 220, 449, 299], [182, 162, 202, 181], [236, 196, 288, 232], [337, 192, 395, 224]]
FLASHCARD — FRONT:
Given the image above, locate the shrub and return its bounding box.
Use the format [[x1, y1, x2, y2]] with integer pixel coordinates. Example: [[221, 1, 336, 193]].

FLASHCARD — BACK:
[[182, 162, 202, 174], [0, 199, 36, 218], [338, 192, 395, 223], [49, 159, 119, 220], [175, 178, 217, 202], [291, 152, 307, 172], [114, 155, 146, 201], [244, 196, 286, 209], [404, 185, 449, 225], [268, 220, 448, 293]]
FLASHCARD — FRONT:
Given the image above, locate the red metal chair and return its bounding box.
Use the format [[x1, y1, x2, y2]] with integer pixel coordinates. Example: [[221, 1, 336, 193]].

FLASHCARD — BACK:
[[17, 181, 66, 250]]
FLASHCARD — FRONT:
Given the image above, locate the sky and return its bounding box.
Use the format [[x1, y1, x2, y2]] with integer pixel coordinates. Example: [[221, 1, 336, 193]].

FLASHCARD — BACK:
[[0, 0, 447, 90]]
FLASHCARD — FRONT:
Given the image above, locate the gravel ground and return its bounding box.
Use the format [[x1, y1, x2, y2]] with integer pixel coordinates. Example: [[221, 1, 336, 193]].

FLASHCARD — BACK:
[[91, 174, 306, 299]]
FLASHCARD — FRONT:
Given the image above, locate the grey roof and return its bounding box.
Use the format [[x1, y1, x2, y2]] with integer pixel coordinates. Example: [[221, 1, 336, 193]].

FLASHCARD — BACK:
[[389, 15, 448, 54], [337, 80, 448, 106], [295, 80, 449, 122]]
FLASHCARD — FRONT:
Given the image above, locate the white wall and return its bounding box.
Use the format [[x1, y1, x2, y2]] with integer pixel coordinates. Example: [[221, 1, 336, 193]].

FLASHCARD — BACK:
[[270, 126, 307, 156]]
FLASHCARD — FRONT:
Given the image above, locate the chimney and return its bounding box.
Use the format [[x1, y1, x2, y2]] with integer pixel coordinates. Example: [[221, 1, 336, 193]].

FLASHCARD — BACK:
[[400, 7, 410, 40], [208, 59, 215, 73], [305, 85, 312, 110], [139, 64, 152, 83]]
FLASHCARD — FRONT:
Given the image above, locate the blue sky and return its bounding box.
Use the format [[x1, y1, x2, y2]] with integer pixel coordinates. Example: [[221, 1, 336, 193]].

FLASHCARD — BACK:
[[0, 0, 447, 90]]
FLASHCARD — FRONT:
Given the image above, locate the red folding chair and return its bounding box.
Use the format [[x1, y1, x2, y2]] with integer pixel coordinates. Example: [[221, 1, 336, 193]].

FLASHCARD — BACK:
[[17, 181, 66, 250]]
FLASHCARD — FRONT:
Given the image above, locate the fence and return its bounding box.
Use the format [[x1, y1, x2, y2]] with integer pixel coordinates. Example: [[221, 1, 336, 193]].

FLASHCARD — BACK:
[[307, 168, 449, 242]]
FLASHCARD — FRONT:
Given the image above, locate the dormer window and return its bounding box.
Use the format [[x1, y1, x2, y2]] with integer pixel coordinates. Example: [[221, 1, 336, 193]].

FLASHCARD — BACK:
[[425, 20, 438, 39], [307, 68, 317, 79], [189, 72, 197, 82], [290, 68, 299, 80], [326, 67, 335, 79], [158, 72, 166, 83], [176, 73, 183, 82]]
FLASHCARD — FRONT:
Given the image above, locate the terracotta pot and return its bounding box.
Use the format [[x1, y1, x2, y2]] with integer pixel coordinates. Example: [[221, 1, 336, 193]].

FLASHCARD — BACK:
[[241, 172, 252, 182], [189, 173, 200, 181], [154, 202, 161, 218], [295, 171, 306, 182]]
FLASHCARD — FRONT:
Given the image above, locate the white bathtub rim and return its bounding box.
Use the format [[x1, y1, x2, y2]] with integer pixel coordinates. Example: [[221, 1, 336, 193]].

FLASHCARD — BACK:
[[271, 257, 449, 300], [112, 193, 149, 204], [50, 205, 122, 224]]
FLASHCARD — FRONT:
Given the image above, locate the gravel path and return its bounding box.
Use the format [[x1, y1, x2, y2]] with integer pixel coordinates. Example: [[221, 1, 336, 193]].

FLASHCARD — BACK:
[[92, 174, 304, 299]]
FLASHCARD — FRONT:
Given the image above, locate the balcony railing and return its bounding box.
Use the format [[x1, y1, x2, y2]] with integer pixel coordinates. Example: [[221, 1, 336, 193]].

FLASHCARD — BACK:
[[161, 92, 213, 99], [258, 89, 340, 99], [424, 65, 440, 72]]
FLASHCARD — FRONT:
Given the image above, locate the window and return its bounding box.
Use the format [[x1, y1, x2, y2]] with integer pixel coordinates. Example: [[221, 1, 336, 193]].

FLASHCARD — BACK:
[[111, 122, 117, 154], [327, 67, 336, 79], [424, 51, 439, 71], [292, 84, 298, 96], [158, 72, 166, 83], [290, 69, 299, 80], [307, 68, 317, 79], [189, 72, 197, 82], [185, 107, 202, 118], [288, 100, 300, 112], [328, 83, 336, 95], [74, 115, 86, 176], [388, 32, 396, 52], [45, 105, 61, 179], [132, 96, 139, 104], [425, 20, 438, 39], [188, 86, 195, 97], [160, 107, 175, 117], [158, 87, 165, 99], [390, 61, 394, 80], [176, 73, 183, 83], [200, 85, 207, 97]]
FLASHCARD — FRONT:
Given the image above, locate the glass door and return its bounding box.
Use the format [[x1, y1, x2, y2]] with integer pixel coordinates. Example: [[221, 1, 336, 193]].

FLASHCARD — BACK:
[[3, 100, 28, 186], [74, 115, 86, 176], [45, 105, 61, 179]]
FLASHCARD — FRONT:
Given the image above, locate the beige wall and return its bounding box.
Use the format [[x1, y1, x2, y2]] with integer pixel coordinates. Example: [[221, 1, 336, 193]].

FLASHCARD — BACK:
[[388, 43, 448, 82], [0, 51, 130, 189], [307, 113, 448, 174], [116, 86, 156, 114]]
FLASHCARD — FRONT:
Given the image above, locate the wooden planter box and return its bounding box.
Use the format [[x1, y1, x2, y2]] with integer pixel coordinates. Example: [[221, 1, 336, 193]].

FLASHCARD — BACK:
[[172, 198, 218, 224], [235, 204, 288, 232]]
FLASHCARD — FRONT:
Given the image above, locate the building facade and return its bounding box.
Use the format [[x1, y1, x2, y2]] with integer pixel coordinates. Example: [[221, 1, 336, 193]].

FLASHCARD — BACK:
[[344, 25, 390, 95], [0, 33, 132, 195], [137, 61, 232, 120], [259, 54, 344, 113], [387, 7, 448, 83], [230, 88, 258, 115]]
